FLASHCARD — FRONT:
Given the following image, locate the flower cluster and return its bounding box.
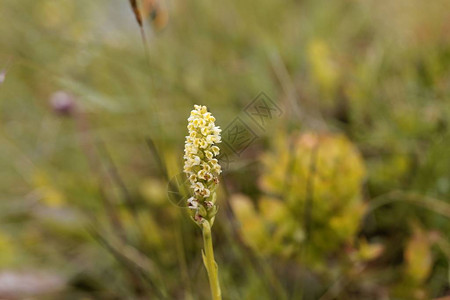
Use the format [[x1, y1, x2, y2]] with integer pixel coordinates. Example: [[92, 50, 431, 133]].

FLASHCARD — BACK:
[[184, 105, 222, 222]]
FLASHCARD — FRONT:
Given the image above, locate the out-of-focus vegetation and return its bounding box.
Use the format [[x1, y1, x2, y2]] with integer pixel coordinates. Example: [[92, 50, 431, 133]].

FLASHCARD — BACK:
[[0, 0, 449, 299]]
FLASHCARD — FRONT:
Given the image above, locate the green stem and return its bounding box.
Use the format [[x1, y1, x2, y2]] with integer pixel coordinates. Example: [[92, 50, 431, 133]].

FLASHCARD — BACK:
[[202, 221, 222, 300]]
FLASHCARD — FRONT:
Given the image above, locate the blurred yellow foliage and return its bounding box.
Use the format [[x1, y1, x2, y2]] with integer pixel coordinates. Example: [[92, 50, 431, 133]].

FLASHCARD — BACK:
[[32, 171, 65, 208], [139, 177, 167, 206], [233, 132, 367, 266], [35, 0, 75, 29], [369, 154, 411, 192], [230, 194, 270, 255], [308, 39, 339, 99], [0, 231, 15, 267], [405, 225, 433, 284], [137, 211, 164, 249], [356, 238, 384, 261]]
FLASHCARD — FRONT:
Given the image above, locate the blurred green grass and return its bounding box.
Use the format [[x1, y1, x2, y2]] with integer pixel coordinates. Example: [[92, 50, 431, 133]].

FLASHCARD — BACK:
[[0, 0, 450, 299]]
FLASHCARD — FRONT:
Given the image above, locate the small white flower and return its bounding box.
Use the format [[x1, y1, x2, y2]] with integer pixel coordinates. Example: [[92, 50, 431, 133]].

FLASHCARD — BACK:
[[202, 163, 211, 172], [187, 197, 199, 209], [201, 127, 210, 136], [193, 156, 201, 165], [193, 182, 205, 192], [213, 164, 222, 175], [200, 139, 208, 149], [202, 188, 211, 198], [211, 146, 220, 155], [189, 174, 197, 183], [205, 151, 213, 160], [198, 169, 207, 179], [183, 105, 222, 216]]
